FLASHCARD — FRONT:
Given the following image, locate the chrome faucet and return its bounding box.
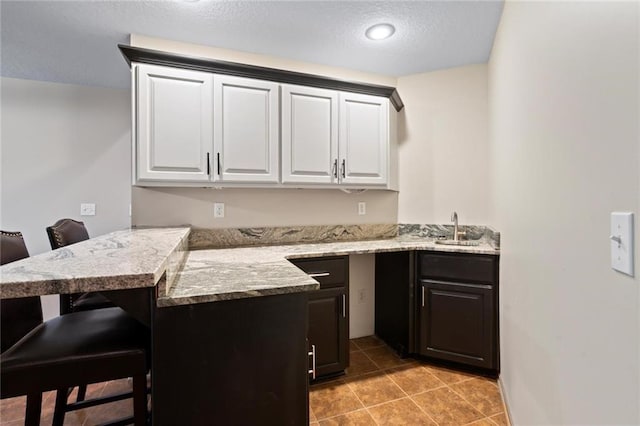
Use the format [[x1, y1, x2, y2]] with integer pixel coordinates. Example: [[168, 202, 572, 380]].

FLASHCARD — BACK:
[[451, 211, 459, 241]]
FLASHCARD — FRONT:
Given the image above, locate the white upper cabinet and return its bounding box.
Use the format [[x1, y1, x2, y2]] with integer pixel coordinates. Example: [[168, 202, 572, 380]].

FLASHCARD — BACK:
[[338, 93, 388, 186], [131, 61, 396, 188], [136, 64, 213, 182], [281, 85, 338, 184], [213, 75, 280, 183]]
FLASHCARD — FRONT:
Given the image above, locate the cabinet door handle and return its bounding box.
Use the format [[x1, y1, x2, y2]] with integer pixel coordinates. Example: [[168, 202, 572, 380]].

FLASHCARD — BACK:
[[308, 344, 316, 380], [342, 294, 346, 318], [206, 152, 211, 175], [332, 159, 338, 178], [341, 159, 346, 179], [422, 285, 425, 307], [217, 153, 221, 176], [309, 272, 330, 278]]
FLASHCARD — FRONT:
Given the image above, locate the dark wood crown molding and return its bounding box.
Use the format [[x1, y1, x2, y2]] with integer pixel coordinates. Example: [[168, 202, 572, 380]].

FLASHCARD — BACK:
[[118, 44, 404, 111]]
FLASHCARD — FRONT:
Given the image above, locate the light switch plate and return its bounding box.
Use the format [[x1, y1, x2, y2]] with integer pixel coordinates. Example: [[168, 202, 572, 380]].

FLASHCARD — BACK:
[[358, 202, 366, 215], [611, 212, 634, 276], [80, 203, 96, 216]]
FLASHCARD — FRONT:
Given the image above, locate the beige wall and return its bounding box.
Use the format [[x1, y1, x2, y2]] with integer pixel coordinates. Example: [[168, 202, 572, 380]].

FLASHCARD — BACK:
[[130, 35, 399, 229], [0, 77, 132, 319], [396, 64, 490, 226], [132, 187, 397, 228], [489, 2, 639, 424]]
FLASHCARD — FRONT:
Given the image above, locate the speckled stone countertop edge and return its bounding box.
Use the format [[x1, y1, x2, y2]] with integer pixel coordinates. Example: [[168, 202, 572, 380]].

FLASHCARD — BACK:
[[0, 227, 191, 299], [156, 282, 320, 307], [158, 234, 499, 307]]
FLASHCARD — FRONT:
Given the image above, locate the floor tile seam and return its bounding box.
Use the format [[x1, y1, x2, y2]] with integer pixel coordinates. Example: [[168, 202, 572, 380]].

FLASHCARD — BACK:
[[314, 407, 371, 423], [406, 383, 449, 399], [335, 379, 367, 410], [362, 343, 386, 350], [364, 407, 382, 426], [488, 412, 510, 426], [358, 349, 384, 370], [445, 382, 497, 418], [386, 365, 449, 389], [485, 414, 501, 426], [380, 368, 414, 400], [405, 392, 441, 426], [464, 418, 496, 426]]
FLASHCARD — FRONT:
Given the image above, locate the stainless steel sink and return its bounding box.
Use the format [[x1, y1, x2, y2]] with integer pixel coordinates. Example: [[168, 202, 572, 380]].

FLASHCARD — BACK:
[[434, 239, 480, 246]]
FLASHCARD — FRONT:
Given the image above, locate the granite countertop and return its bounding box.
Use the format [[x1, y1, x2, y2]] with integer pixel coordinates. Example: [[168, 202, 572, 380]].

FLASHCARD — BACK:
[[161, 235, 499, 307], [0, 227, 190, 298], [0, 224, 499, 307]]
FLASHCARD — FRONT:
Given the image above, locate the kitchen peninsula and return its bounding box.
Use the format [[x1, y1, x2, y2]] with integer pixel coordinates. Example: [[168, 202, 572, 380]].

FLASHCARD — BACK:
[[0, 225, 499, 425]]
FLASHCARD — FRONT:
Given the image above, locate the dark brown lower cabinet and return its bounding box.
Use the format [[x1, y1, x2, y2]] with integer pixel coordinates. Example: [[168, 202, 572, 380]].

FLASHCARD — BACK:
[[292, 256, 349, 380], [417, 252, 499, 372], [419, 280, 495, 369], [308, 287, 348, 378]]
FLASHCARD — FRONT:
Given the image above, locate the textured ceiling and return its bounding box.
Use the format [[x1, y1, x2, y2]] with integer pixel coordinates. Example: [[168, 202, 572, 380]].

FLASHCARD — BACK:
[[1, 1, 504, 89]]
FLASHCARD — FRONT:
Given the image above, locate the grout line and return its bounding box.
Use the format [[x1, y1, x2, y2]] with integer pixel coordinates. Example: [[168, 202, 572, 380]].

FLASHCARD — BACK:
[[446, 380, 499, 419], [486, 415, 501, 425], [342, 380, 379, 425], [381, 368, 441, 426], [407, 388, 445, 426]]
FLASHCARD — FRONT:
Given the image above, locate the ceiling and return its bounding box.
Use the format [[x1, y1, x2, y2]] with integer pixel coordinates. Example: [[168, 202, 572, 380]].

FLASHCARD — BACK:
[[1, 1, 504, 90]]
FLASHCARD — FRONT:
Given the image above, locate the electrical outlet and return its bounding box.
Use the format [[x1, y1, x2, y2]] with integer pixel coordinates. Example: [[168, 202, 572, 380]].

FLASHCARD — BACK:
[[80, 203, 96, 216], [214, 202, 225, 218], [358, 202, 366, 215], [358, 289, 366, 304]]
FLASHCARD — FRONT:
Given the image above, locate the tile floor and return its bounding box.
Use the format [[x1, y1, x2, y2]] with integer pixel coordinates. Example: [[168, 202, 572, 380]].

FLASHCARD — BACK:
[[0, 379, 134, 426], [0, 335, 510, 425], [310, 336, 510, 426]]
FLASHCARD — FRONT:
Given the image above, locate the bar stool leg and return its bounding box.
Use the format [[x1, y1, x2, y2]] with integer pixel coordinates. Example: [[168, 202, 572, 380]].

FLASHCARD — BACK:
[[132, 374, 147, 426], [52, 388, 69, 426], [25, 393, 42, 426], [77, 384, 87, 402]]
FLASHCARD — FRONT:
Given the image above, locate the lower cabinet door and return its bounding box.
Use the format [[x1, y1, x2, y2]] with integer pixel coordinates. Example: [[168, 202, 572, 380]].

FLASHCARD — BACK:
[[419, 280, 495, 369], [308, 287, 348, 378]]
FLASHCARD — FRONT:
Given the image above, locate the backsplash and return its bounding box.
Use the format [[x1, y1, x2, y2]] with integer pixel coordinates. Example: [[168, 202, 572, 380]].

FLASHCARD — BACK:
[[188, 223, 500, 250], [189, 223, 398, 249], [399, 224, 500, 248]]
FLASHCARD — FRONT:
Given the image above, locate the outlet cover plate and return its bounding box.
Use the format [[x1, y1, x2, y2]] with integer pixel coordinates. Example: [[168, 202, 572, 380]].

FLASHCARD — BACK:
[[214, 202, 225, 218], [80, 203, 96, 216]]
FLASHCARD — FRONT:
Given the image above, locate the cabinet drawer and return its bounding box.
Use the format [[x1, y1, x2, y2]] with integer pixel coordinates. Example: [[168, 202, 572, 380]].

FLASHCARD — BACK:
[[419, 252, 497, 285], [291, 256, 348, 289]]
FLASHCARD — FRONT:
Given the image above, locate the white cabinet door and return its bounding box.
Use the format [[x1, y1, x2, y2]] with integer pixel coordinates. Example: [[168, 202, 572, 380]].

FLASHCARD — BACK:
[[214, 75, 279, 183], [281, 85, 338, 184], [338, 93, 388, 186], [136, 64, 213, 182]]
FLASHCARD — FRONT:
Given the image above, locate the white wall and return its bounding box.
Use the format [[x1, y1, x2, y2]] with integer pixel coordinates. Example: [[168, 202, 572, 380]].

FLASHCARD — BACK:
[[0, 77, 132, 319], [489, 2, 639, 424], [349, 254, 375, 338], [397, 64, 490, 226]]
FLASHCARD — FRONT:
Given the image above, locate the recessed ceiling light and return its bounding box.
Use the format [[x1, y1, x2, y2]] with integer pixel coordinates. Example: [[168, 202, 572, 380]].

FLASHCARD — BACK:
[[365, 23, 396, 41]]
